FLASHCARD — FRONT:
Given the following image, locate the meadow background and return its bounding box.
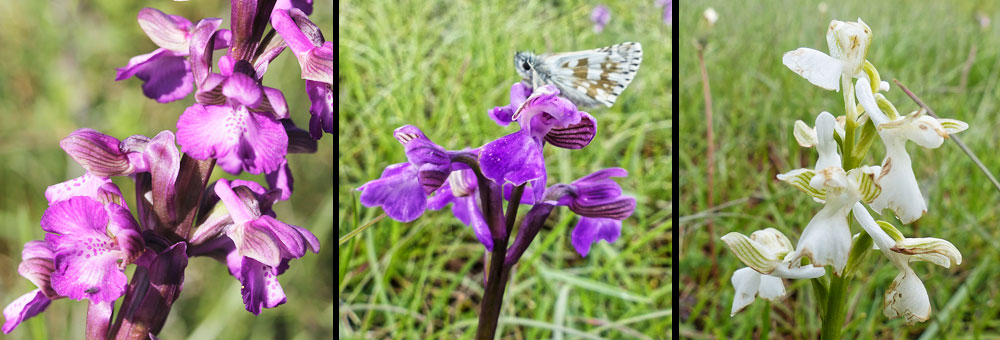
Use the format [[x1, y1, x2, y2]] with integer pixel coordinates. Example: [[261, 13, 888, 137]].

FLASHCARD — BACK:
[[0, 1, 334, 339], [679, 0, 1000, 338], [338, 0, 672, 338]]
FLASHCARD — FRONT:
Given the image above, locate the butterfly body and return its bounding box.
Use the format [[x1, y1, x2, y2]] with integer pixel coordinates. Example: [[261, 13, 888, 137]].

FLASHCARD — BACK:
[[514, 42, 642, 108]]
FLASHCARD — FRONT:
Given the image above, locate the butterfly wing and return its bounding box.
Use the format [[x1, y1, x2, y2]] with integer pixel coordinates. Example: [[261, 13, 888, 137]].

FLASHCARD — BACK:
[[539, 42, 642, 108]]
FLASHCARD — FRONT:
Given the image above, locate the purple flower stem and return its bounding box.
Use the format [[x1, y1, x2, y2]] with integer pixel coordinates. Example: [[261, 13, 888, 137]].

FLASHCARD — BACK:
[[448, 153, 525, 339], [475, 184, 524, 340], [169, 156, 216, 240], [504, 203, 555, 266]]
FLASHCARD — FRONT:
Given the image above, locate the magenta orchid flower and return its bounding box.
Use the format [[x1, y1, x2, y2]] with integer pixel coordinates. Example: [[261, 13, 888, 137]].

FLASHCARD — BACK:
[[41, 196, 144, 303], [213, 178, 319, 314], [271, 8, 333, 139], [116, 8, 231, 103]]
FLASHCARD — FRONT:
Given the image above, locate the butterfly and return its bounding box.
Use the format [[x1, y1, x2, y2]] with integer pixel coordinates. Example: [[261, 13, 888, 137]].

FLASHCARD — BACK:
[[513, 42, 642, 108]]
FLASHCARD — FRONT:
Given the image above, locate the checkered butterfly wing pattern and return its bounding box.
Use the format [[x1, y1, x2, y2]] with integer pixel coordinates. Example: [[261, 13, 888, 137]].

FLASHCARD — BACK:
[[518, 42, 642, 108]]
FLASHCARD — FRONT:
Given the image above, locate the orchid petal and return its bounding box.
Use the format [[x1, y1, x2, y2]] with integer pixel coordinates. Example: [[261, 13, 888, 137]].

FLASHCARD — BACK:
[[357, 163, 427, 222], [570, 217, 621, 257], [480, 130, 545, 186], [782, 48, 843, 91], [730, 267, 762, 316], [883, 268, 930, 324], [137, 8, 192, 53], [2, 290, 51, 334]]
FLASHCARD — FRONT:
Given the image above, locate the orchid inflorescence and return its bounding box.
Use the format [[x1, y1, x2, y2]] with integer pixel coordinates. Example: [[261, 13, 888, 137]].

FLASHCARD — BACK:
[[721, 18, 966, 331], [2, 1, 332, 338], [357, 81, 636, 337]]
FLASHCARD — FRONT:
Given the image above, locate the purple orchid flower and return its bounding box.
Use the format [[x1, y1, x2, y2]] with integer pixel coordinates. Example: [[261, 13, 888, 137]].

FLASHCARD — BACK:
[[116, 8, 231, 103], [481, 84, 597, 204], [428, 169, 494, 250], [2, 241, 59, 334], [211, 178, 319, 314], [358, 125, 465, 222], [591, 5, 611, 33], [215, 178, 318, 269], [502, 168, 635, 264], [271, 8, 333, 139], [41, 196, 145, 303], [177, 0, 299, 175], [176, 72, 289, 175], [556, 168, 636, 256]]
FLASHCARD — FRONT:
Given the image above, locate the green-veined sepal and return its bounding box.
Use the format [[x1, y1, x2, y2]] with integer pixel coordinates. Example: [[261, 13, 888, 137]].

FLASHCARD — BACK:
[[893, 237, 962, 268], [849, 166, 881, 203], [777, 169, 825, 201]]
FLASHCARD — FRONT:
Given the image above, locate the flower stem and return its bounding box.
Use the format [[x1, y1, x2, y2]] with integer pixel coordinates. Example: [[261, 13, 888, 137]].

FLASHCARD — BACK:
[[696, 44, 718, 276], [476, 184, 525, 340], [338, 213, 387, 246], [821, 274, 849, 339]]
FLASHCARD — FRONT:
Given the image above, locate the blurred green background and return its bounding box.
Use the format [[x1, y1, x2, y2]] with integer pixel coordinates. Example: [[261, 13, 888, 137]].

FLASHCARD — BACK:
[[339, 0, 671, 338], [0, 1, 333, 339], [679, 0, 1000, 338]]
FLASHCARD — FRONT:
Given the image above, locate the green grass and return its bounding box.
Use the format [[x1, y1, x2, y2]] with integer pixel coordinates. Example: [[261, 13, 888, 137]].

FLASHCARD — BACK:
[[338, 0, 671, 338], [680, 0, 1000, 338], [0, 1, 334, 339]]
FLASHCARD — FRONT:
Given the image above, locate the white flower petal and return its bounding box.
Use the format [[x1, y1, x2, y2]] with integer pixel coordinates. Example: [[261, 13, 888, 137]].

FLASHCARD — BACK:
[[905, 115, 947, 148], [828, 19, 872, 76], [792, 203, 852, 275], [810, 166, 849, 193], [782, 48, 843, 91], [757, 275, 786, 300], [771, 262, 826, 279], [883, 268, 931, 324], [869, 142, 926, 224], [851, 203, 900, 252], [814, 112, 841, 170], [751, 228, 795, 254], [793, 120, 818, 147], [856, 76, 890, 125], [731, 267, 761, 316]]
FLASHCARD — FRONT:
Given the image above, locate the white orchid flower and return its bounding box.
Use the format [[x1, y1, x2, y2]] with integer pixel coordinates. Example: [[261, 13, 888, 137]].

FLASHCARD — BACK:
[[852, 203, 962, 324], [721, 228, 826, 315], [779, 165, 880, 275], [783, 19, 883, 91], [862, 109, 969, 224]]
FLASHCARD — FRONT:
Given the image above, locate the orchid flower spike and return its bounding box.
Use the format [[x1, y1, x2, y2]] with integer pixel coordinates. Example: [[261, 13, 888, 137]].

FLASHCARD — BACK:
[[721, 228, 825, 315], [777, 112, 881, 275], [867, 109, 968, 224], [852, 203, 962, 324]]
